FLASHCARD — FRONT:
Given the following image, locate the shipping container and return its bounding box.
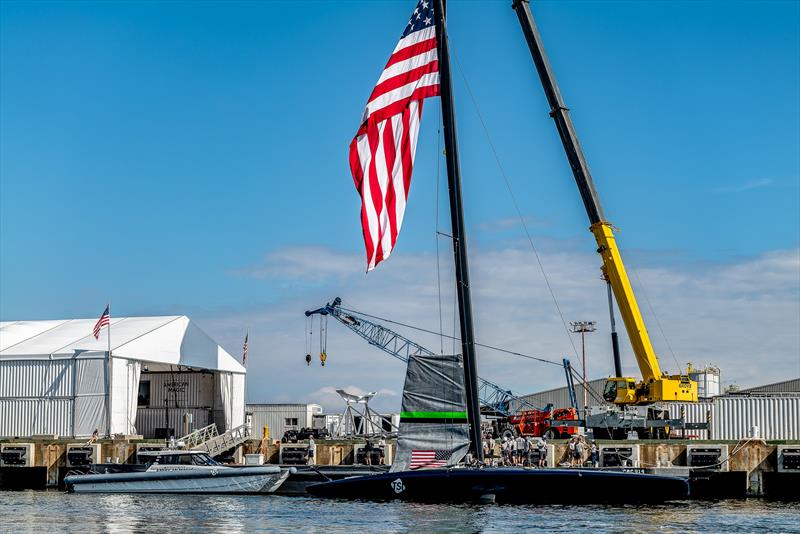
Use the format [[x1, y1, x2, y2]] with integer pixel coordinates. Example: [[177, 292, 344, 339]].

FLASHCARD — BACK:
[[712, 396, 800, 441], [247, 404, 322, 441]]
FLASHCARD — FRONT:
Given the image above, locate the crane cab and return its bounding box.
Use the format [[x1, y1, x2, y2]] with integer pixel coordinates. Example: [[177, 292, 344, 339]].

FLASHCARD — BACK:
[[603, 378, 638, 404], [605, 375, 699, 405]]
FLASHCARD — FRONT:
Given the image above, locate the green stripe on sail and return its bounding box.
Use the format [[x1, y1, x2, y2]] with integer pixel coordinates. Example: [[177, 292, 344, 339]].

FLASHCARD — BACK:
[[400, 411, 468, 419]]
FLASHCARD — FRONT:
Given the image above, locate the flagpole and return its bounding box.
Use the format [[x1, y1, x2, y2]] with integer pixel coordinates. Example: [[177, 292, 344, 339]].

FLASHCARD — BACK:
[[106, 302, 112, 438], [244, 330, 249, 437], [433, 0, 483, 463]]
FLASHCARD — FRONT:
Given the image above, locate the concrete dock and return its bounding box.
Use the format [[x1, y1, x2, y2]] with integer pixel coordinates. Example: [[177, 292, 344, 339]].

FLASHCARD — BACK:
[[1, 437, 797, 499]]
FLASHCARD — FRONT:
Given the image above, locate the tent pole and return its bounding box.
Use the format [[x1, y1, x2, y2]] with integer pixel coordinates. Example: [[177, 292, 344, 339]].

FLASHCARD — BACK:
[[106, 302, 112, 438]]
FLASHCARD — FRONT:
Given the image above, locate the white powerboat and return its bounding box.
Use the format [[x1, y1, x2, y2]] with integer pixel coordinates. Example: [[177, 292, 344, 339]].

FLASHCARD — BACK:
[[64, 450, 290, 494]]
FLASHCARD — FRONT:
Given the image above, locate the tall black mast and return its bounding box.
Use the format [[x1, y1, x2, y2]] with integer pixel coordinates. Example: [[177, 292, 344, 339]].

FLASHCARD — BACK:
[[433, 0, 483, 462]]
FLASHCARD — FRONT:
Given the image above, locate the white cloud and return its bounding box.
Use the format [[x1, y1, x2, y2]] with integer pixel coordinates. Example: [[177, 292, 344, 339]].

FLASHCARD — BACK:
[[198, 244, 800, 414], [711, 178, 774, 193]]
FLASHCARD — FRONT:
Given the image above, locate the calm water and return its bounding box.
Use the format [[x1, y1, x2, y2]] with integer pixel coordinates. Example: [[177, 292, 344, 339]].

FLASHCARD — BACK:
[[1, 492, 798, 533]]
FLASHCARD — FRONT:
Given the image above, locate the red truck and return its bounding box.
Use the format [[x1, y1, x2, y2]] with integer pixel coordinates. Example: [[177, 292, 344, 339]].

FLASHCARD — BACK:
[[497, 406, 579, 440]]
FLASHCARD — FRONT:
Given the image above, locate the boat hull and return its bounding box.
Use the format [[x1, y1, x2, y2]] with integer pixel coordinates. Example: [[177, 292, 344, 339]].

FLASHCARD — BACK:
[[306, 467, 689, 504], [65, 466, 289, 494]]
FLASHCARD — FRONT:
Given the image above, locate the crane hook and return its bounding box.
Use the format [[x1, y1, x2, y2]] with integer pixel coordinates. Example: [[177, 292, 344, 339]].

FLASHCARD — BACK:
[[305, 354, 311, 366]]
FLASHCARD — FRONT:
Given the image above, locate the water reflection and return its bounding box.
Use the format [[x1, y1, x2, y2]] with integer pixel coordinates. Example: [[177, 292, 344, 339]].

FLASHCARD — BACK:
[[0, 492, 797, 533]]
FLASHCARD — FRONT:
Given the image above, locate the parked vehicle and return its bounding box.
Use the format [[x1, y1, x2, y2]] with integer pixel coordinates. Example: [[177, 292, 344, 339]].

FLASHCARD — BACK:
[[282, 427, 329, 443], [496, 405, 579, 440]]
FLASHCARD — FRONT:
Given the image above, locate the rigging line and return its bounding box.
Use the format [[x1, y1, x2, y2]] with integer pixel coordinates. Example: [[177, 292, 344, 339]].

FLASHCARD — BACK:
[[337, 305, 562, 367], [625, 250, 682, 373], [449, 49, 580, 361], [567, 365, 605, 404], [435, 102, 445, 355]]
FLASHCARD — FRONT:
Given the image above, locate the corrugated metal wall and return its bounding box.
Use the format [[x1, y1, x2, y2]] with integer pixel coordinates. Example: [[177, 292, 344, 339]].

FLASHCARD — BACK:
[[248, 404, 321, 441], [0, 356, 106, 438], [139, 371, 214, 408], [135, 407, 213, 439], [0, 359, 75, 398], [712, 396, 800, 440], [0, 398, 73, 437], [513, 378, 608, 412]]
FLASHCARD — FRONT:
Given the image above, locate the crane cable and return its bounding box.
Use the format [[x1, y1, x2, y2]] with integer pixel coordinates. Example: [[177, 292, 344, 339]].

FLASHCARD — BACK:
[[319, 315, 328, 366], [449, 49, 581, 362], [627, 258, 682, 374], [336, 303, 562, 368]]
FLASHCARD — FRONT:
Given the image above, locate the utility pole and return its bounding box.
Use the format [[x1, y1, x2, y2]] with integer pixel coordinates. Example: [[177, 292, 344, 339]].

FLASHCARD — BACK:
[[570, 321, 596, 420]]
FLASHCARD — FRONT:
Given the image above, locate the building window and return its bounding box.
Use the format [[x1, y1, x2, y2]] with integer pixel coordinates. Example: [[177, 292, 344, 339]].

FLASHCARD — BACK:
[[138, 381, 151, 406], [284, 418, 298, 426]]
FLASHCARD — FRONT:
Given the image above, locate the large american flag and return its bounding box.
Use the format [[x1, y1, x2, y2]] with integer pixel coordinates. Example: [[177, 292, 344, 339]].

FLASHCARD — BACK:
[[350, 0, 440, 271], [242, 333, 249, 366], [409, 449, 450, 469], [93, 305, 110, 340]]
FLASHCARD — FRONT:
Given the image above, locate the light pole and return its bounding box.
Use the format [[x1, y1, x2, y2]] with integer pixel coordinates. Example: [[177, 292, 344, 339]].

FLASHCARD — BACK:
[[570, 321, 596, 420]]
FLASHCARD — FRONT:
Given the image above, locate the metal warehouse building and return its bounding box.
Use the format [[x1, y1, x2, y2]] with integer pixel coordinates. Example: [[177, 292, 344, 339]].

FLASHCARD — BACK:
[[738, 378, 800, 394], [0, 316, 246, 439]]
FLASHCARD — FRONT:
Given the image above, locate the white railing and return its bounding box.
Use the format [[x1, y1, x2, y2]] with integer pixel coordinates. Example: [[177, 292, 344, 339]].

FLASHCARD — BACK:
[[177, 423, 219, 449], [192, 423, 251, 458]]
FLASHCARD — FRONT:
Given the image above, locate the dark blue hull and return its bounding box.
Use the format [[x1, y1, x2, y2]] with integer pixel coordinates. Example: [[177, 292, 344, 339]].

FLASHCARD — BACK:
[[307, 467, 689, 504]]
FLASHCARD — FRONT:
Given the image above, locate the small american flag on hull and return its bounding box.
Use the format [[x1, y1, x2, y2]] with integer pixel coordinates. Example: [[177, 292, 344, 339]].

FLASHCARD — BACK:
[[409, 449, 451, 469], [93, 305, 110, 340], [350, 0, 440, 271]]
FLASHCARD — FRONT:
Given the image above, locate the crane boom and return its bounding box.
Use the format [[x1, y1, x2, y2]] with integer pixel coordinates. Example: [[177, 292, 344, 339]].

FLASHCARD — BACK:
[[305, 298, 551, 417], [511, 0, 697, 404]]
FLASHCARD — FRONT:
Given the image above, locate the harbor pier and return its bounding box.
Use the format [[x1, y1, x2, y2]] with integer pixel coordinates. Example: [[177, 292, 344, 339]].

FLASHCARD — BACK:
[[1, 437, 797, 499]]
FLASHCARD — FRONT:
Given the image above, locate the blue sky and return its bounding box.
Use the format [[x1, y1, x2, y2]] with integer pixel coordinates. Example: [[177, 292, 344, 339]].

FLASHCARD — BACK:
[[2, 1, 798, 408]]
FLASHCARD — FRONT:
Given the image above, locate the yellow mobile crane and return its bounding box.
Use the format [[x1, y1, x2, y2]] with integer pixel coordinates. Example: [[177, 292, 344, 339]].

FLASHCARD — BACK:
[[512, 0, 698, 405]]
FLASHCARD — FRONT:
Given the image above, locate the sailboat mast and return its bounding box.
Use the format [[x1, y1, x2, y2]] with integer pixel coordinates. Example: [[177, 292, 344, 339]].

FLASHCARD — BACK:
[[433, 0, 483, 462]]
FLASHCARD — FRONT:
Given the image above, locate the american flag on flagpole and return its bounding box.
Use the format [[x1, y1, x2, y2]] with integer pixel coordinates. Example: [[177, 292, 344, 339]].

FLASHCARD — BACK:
[[93, 305, 110, 340], [409, 449, 451, 469], [350, 0, 440, 271], [242, 333, 249, 366]]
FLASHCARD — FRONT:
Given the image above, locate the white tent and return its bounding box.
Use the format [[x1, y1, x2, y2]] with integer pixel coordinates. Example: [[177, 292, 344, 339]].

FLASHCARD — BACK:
[[0, 316, 245, 438]]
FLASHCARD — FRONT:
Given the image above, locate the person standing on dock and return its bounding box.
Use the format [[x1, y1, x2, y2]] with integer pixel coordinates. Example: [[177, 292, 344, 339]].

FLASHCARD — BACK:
[[568, 436, 578, 467], [515, 434, 526, 466], [537, 437, 548, 468], [378, 436, 386, 465], [307, 436, 315, 465], [591, 441, 599, 468], [574, 437, 585, 467], [363, 438, 373, 465]]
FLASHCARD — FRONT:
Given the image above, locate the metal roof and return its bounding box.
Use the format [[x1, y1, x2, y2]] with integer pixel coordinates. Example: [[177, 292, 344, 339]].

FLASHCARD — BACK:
[[738, 378, 800, 394], [0, 316, 244, 373]]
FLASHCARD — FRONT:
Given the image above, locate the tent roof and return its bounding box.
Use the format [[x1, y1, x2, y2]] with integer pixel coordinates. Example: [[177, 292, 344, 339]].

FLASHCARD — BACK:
[[0, 316, 245, 374]]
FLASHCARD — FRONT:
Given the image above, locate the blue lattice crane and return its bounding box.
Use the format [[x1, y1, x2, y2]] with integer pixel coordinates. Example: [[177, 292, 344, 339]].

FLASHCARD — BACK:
[[305, 297, 562, 418]]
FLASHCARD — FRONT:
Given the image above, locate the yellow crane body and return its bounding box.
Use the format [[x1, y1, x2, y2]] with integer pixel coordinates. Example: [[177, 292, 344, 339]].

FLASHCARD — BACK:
[[592, 222, 698, 404], [513, 0, 698, 406]]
